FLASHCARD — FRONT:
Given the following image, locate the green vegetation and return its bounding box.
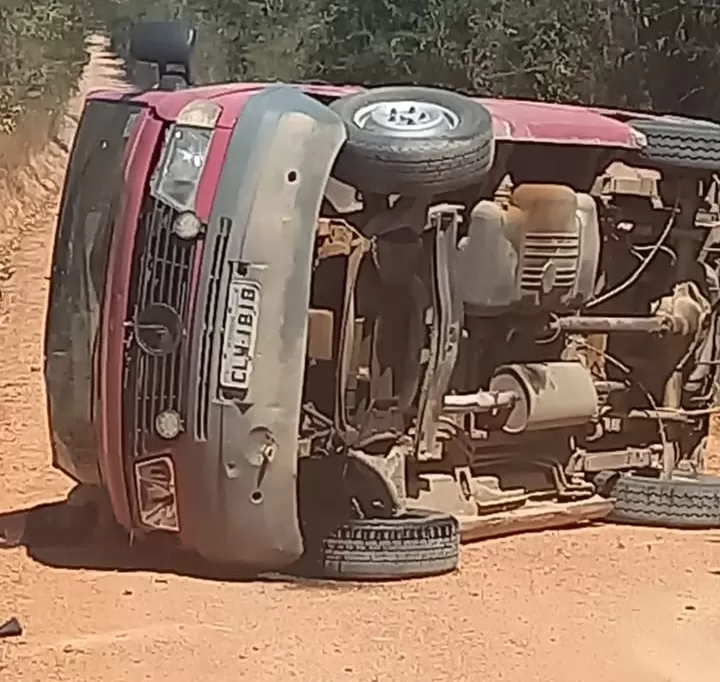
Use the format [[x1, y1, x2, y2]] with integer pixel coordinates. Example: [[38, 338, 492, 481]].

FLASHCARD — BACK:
[[99, 0, 720, 119], [0, 0, 91, 133], [3, 0, 720, 131]]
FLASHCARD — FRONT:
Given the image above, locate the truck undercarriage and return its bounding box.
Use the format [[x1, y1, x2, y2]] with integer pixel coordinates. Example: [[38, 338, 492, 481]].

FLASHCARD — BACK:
[[299, 145, 720, 554]]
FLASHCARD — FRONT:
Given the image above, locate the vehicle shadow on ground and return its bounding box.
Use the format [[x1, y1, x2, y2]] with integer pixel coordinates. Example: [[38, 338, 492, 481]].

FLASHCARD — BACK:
[[0, 500, 363, 590]]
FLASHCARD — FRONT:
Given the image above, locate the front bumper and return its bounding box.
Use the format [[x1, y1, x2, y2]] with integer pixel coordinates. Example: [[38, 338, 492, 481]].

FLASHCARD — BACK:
[[176, 85, 347, 568]]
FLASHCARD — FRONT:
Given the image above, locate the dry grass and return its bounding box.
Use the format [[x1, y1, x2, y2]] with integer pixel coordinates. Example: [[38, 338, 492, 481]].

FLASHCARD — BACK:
[[0, 101, 68, 315]]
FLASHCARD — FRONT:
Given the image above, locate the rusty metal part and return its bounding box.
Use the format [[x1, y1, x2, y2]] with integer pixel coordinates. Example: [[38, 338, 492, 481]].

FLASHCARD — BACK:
[[456, 495, 613, 544], [656, 281, 711, 453], [591, 162, 663, 208], [415, 205, 463, 462], [348, 444, 408, 512], [409, 471, 528, 517], [654, 281, 709, 338], [457, 468, 528, 514], [567, 445, 663, 474], [316, 217, 365, 260], [442, 389, 517, 415], [331, 224, 370, 440], [626, 408, 694, 423], [564, 332, 607, 378], [552, 315, 683, 335], [532, 459, 596, 501], [594, 380, 627, 395], [459, 183, 599, 313], [488, 361, 598, 434]]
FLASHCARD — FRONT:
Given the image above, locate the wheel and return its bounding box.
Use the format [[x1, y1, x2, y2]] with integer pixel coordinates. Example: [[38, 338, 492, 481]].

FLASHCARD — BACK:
[[629, 116, 720, 171], [298, 509, 460, 581], [606, 472, 720, 529], [329, 86, 495, 195]]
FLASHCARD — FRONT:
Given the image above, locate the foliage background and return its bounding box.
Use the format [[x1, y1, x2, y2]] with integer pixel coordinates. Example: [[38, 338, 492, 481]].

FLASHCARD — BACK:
[[99, 0, 720, 119], [3, 0, 720, 132], [0, 0, 92, 133]]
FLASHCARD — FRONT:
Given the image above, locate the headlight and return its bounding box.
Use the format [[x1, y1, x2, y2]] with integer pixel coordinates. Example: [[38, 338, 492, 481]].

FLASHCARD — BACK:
[[153, 125, 211, 211], [155, 409, 183, 440], [172, 211, 203, 239]]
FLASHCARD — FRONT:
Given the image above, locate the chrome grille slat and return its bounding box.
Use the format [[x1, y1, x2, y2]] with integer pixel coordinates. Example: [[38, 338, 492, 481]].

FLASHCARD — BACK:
[[194, 217, 231, 441]]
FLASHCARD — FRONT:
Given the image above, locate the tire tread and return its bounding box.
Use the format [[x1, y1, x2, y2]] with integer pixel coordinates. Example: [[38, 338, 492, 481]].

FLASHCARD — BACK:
[[305, 510, 460, 581], [629, 117, 720, 170], [608, 473, 720, 529]]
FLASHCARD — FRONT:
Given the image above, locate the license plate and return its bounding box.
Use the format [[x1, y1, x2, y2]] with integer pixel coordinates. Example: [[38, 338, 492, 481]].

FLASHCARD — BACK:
[[220, 278, 260, 391]]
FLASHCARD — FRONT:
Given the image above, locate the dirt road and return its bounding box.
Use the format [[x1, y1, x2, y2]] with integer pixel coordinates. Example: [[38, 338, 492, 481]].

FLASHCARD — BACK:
[[2, 36, 720, 682]]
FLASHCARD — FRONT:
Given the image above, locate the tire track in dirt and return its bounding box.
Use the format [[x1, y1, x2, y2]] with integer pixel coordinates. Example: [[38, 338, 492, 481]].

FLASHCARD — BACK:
[[0, 35, 127, 510]]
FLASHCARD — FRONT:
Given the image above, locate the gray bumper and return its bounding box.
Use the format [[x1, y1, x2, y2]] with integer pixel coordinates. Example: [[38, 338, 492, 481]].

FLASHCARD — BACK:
[[179, 85, 346, 568]]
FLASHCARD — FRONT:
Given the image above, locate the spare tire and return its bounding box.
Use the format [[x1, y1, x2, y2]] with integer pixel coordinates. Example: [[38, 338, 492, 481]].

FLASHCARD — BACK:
[[330, 86, 495, 196], [606, 471, 720, 529], [629, 116, 720, 171], [299, 509, 460, 581]]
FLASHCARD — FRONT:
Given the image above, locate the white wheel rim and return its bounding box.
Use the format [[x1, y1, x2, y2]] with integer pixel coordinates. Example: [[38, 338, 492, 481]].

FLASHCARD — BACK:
[[352, 99, 460, 138]]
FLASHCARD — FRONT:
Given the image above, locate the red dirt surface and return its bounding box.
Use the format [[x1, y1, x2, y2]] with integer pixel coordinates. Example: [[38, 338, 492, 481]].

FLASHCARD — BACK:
[[2, 36, 720, 682]]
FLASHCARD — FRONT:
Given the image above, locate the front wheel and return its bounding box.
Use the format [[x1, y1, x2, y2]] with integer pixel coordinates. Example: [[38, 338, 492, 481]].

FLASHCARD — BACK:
[[297, 509, 460, 581], [329, 86, 495, 196]]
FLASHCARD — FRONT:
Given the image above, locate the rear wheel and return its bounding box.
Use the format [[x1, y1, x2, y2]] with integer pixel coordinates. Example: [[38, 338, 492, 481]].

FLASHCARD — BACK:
[[606, 471, 720, 529], [330, 86, 495, 196]]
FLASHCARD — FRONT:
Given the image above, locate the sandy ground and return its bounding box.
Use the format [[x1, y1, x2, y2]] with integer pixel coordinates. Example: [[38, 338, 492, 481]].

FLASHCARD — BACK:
[[2, 36, 720, 682]]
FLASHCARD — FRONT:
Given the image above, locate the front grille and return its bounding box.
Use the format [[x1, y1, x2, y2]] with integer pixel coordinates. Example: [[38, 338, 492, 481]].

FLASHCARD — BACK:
[[194, 217, 231, 441], [123, 197, 199, 458]]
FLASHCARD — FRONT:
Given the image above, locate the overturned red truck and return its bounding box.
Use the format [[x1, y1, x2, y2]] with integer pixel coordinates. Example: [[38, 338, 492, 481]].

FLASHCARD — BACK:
[[44, 22, 720, 579]]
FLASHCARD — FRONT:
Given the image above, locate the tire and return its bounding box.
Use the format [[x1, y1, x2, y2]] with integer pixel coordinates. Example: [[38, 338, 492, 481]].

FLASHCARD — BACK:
[[300, 509, 460, 581], [606, 472, 720, 529], [629, 116, 720, 171], [330, 86, 495, 195]]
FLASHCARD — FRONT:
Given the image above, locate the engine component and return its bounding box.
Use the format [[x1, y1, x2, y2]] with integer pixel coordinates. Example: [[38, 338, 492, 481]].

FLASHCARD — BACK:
[[566, 445, 663, 474], [458, 183, 600, 314], [515, 185, 586, 299], [409, 472, 527, 516], [443, 389, 517, 414], [653, 280, 708, 337], [306, 308, 334, 361], [488, 361, 598, 434], [552, 315, 684, 335]]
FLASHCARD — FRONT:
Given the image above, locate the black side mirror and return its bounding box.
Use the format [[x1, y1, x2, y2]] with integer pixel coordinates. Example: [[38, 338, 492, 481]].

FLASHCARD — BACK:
[[129, 21, 197, 89]]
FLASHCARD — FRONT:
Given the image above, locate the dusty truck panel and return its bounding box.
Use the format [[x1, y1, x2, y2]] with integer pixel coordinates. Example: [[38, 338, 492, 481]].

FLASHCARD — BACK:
[[179, 85, 347, 567], [480, 98, 646, 147], [44, 99, 142, 485]]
